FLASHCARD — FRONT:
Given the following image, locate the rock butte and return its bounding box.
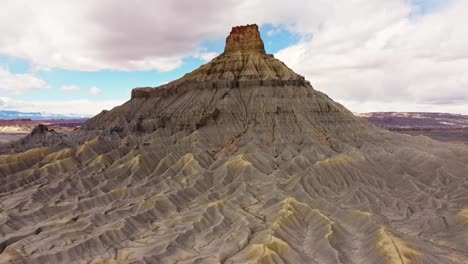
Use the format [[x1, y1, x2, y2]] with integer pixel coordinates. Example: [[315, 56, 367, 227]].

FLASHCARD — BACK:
[[1, 24, 468, 264]]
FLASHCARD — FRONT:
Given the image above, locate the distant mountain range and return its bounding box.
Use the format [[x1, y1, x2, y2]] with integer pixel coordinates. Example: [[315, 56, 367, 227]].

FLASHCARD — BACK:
[[0, 110, 90, 120], [357, 112, 468, 130], [356, 112, 468, 144], [2, 110, 467, 129]]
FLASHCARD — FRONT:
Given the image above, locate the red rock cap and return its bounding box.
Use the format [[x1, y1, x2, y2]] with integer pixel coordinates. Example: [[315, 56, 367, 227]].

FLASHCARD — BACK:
[[224, 24, 265, 54]]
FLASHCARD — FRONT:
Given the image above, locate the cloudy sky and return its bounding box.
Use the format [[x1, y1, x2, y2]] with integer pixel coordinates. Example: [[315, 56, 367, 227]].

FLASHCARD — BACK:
[[0, 0, 467, 117]]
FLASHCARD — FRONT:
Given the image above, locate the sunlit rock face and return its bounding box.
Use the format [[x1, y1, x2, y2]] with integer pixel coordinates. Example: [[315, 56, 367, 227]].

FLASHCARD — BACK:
[[224, 24, 265, 54], [1, 25, 468, 264]]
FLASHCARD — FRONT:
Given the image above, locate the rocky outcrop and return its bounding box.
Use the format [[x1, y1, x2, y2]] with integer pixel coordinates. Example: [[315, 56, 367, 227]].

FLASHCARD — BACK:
[[224, 24, 265, 53], [0, 124, 73, 155]]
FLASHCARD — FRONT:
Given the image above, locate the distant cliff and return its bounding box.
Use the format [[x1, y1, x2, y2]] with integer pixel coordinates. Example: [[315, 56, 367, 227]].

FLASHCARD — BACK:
[[0, 110, 89, 120]]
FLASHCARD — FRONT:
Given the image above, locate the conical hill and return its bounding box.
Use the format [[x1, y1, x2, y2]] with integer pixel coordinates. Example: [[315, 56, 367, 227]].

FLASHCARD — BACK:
[[83, 24, 373, 149]]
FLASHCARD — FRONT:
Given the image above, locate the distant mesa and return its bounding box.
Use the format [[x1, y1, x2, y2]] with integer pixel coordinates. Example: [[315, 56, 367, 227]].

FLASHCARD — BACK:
[[0, 110, 88, 120]]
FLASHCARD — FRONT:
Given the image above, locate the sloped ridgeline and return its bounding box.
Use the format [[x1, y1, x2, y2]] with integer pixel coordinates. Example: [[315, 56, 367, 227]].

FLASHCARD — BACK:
[[1, 25, 468, 264]]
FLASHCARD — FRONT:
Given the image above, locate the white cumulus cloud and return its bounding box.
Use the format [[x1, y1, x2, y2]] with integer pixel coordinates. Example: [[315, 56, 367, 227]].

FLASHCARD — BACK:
[[60, 85, 81, 92], [88, 86, 102, 95], [194, 51, 219, 62], [0, 67, 50, 94], [272, 0, 468, 113]]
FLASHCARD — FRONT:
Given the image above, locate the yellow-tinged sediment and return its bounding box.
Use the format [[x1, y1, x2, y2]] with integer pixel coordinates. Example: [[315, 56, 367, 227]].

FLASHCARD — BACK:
[[457, 208, 468, 223], [353, 210, 373, 217], [274, 198, 335, 240], [376, 228, 422, 264], [247, 235, 291, 263], [227, 155, 252, 169]]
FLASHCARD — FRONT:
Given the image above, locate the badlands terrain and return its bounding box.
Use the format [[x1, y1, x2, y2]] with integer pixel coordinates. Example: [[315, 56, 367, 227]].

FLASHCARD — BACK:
[[0, 119, 86, 144], [359, 112, 468, 145], [0, 25, 468, 263], [2, 112, 467, 145]]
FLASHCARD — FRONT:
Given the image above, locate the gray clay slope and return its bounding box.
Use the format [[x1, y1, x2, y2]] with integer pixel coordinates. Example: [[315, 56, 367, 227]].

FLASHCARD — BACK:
[[1, 24, 468, 264]]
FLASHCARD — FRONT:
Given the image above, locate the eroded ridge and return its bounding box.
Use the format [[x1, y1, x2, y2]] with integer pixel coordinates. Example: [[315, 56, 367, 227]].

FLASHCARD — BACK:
[[1, 130, 468, 263]]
